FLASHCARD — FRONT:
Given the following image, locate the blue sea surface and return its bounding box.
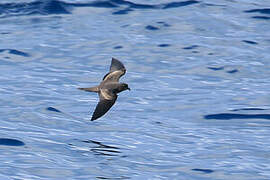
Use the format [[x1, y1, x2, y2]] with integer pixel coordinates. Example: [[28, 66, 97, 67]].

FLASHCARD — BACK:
[[0, 0, 270, 179]]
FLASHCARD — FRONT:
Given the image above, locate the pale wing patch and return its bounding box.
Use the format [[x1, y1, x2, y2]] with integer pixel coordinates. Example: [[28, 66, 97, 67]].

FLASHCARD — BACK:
[[103, 70, 125, 82], [100, 89, 114, 100]]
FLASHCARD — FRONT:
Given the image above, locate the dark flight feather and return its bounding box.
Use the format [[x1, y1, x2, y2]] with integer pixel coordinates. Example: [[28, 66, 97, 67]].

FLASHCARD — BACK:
[[91, 97, 117, 121]]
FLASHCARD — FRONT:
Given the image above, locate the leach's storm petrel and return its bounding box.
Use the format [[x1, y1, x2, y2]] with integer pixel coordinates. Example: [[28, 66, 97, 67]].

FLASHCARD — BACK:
[[79, 58, 130, 121]]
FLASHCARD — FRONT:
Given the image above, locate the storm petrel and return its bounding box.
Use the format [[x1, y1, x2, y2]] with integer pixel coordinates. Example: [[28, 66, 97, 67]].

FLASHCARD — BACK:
[[79, 58, 130, 121]]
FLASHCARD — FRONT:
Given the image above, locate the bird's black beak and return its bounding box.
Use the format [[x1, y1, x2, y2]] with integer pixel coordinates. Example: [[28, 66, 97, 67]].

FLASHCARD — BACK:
[[127, 87, 131, 91]]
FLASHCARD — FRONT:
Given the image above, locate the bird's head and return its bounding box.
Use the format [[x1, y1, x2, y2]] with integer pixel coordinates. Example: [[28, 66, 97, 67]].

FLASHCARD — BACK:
[[117, 83, 130, 93]]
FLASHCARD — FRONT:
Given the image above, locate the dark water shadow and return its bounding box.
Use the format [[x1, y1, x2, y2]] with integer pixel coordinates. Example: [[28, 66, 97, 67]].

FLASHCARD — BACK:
[[244, 9, 270, 20], [83, 140, 121, 156], [46, 106, 62, 113], [182, 45, 199, 50], [204, 113, 270, 120], [114, 45, 123, 49], [96, 176, 130, 180], [145, 25, 159, 31], [0, 138, 25, 146], [207, 66, 239, 74], [244, 8, 270, 15], [69, 139, 122, 157], [226, 69, 238, 73], [231, 108, 267, 111], [242, 40, 258, 45], [207, 66, 224, 71], [0, 0, 200, 18], [158, 44, 171, 47], [0, 49, 30, 57], [192, 168, 214, 174], [251, 16, 270, 20]]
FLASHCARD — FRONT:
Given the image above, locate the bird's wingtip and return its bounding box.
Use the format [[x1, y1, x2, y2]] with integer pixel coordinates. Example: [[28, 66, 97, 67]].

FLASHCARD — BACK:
[[91, 116, 97, 121], [112, 57, 121, 63]]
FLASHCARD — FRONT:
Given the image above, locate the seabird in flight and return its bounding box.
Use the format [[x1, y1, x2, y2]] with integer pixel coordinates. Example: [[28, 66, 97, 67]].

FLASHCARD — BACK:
[[78, 58, 130, 121]]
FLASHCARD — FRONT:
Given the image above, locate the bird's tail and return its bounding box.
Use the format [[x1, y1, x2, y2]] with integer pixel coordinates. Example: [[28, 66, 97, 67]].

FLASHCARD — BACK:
[[78, 86, 99, 92]]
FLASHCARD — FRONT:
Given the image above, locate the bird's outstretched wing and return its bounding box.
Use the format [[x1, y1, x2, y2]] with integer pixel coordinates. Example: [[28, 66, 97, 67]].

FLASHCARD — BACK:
[[102, 58, 126, 82], [91, 89, 117, 121], [110, 57, 126, 72]]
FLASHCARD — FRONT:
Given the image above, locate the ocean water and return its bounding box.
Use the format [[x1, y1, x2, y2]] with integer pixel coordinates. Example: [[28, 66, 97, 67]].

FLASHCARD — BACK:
[[0, 0, 270, 179]]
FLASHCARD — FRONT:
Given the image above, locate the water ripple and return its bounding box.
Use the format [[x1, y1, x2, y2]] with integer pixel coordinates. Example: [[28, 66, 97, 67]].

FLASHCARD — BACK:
[[1, 0, 270, 179], [0, 0, 200, 18]]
